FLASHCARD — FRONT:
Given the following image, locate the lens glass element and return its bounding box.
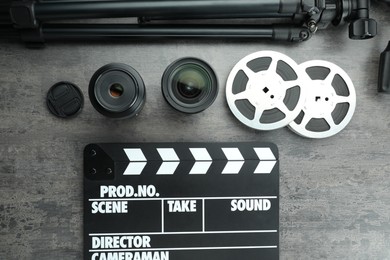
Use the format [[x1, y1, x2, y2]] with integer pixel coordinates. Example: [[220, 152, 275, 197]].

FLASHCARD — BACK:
[[109, 83, 125, 98], [172, 65, 210, 103], [162, 58, 218, 114]]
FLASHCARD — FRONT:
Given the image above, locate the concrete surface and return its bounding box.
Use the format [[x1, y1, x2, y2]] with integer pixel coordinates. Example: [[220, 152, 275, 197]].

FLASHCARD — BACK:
[[0, 2, 389, 260]]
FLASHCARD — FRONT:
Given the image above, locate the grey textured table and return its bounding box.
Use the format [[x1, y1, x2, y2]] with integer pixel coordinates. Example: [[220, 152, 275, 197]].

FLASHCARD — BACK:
[[1, 4, 390, 260]]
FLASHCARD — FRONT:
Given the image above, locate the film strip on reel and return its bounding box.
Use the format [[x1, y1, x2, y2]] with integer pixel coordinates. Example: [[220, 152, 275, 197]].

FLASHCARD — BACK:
[[289, 60, 356, 138], [226, 51, 306, 131]]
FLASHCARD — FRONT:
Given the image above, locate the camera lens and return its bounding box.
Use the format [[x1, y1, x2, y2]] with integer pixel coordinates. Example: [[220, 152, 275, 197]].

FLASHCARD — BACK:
[[162, 58, 218, 114], [89, 63, 146, 118]]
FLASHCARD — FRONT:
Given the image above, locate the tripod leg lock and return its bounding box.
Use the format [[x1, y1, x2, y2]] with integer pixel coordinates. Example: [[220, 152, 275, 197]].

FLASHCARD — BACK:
[[10, 1, 44, 46], [10, 0, 38, 29], [349, 18, 377, 40]]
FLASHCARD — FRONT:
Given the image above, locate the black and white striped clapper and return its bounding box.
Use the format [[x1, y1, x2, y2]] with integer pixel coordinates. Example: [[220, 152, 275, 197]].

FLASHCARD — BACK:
[[84, 142, 279, 260]]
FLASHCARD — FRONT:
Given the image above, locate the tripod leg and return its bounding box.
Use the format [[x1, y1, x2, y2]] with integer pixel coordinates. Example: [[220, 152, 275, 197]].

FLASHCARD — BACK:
[[378, 42, 390, 93], [33, 0, 301, 21], [38, 23, 311, 42]]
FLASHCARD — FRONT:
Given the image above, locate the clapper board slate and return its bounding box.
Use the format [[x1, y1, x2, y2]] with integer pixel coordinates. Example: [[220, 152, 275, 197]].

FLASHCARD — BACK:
[[84, 142, 279, 260]]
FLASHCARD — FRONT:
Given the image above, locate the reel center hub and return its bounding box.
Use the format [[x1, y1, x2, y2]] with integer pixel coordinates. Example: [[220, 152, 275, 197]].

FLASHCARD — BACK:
[[304, 81, 337, 118], [246, 73, 285, 109]]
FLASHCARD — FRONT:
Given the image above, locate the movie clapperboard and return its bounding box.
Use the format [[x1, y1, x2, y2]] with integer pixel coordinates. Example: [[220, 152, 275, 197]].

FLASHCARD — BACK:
[[84, 142, 279, 260]]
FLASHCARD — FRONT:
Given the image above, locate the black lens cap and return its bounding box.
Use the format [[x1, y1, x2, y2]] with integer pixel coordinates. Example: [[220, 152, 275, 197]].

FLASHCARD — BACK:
[[46, 81, 84, 118]]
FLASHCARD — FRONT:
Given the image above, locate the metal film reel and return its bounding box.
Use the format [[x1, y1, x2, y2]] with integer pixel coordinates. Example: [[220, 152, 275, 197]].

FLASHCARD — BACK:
[[226, 51, 306, 131], [289, 60, 356, 138]]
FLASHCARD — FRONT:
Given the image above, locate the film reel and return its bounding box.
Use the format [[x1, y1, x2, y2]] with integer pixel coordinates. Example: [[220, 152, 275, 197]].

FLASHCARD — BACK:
[[289, 60, 356, 138], [226, 51, 306, 131]]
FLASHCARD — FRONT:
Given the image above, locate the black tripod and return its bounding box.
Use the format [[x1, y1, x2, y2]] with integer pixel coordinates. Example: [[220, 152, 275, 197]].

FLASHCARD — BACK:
[[0, 0, 379, 44]]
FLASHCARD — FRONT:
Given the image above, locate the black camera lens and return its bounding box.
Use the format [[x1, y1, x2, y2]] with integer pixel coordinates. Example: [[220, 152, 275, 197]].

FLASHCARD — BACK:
[[89, 63, 146, 118], [162, 58, 218, 114]]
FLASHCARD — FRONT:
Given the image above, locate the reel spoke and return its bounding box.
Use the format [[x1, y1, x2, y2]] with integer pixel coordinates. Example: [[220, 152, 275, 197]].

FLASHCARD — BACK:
[[334, 95, 351, 104], [268, 58, 279, 73], [233, 91, 249, 101], [325, 115, 336, 128], [324, 70, 337, 85], [242, 65, 256, 78], [299, 113, 311, 127], [253, 107, 265, 122], [282, 79, 300, 90], [277, 102, 291, 116]]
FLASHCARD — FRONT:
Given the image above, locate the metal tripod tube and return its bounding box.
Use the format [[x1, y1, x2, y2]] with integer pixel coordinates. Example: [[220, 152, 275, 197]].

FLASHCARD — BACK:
[[34, 0, 302, 21], [39, 23, 309, 42], [140, 12, 293, 22]]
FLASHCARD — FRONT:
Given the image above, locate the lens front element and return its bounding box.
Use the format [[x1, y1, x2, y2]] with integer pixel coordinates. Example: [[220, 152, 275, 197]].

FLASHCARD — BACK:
[[162, 58, 218, 114]]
